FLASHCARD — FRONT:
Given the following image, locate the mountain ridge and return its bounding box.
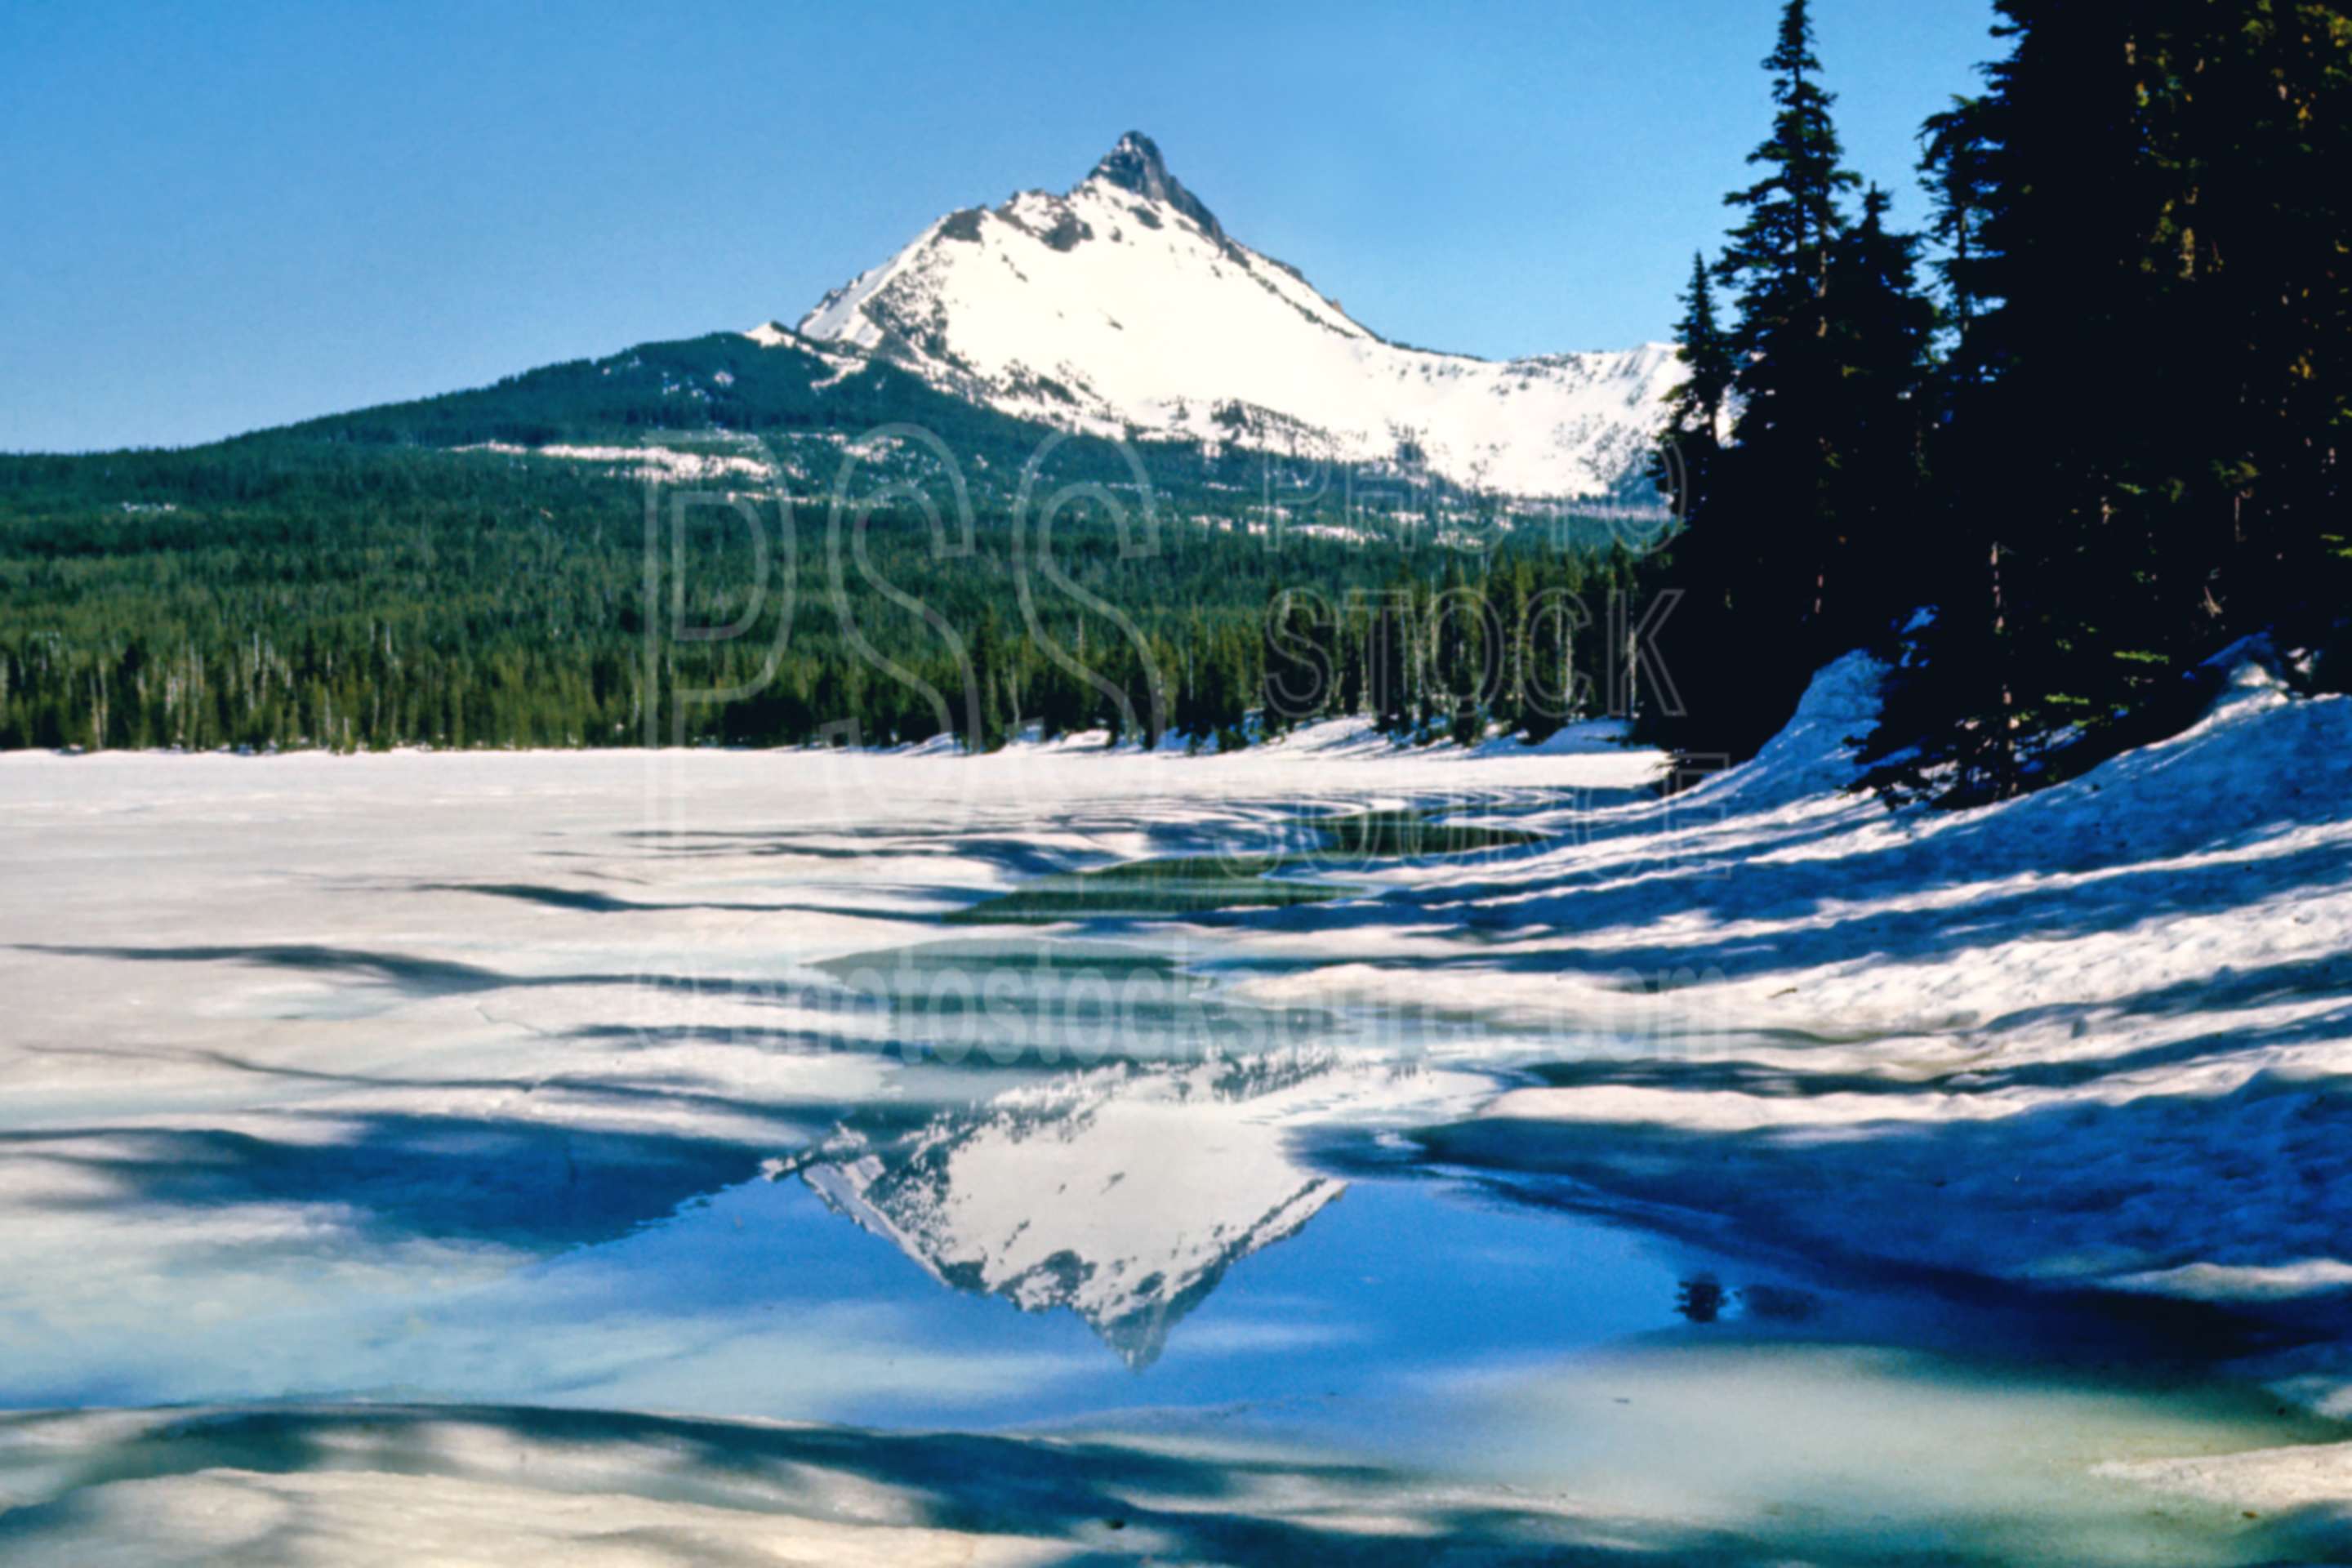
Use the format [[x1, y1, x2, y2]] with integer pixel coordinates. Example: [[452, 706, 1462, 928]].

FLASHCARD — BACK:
[[65, 132, 1673, 513], [787, 131, 1673, 499]]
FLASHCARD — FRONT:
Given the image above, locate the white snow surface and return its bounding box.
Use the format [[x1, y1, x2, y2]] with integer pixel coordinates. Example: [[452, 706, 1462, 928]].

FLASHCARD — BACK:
[[3, 662, 2349, 1334], [457, 441, 773, 482], [792, 134, 1677, 498], [1187, 657, 2352, 1358], [5, 653, 2352, 1548], [0, 1405, 1672, 1567]]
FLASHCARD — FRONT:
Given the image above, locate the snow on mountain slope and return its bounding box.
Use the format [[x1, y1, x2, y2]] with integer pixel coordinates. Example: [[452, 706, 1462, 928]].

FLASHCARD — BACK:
[[789, 132, 1676, 499]]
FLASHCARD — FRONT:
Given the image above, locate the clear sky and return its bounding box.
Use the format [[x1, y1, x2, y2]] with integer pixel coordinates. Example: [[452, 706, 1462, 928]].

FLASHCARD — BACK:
[[1, 0, 1998, 452]]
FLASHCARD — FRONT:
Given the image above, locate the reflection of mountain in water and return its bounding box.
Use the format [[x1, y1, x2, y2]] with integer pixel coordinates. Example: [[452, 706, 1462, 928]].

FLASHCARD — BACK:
[[793, 1054, 1354, 1368]]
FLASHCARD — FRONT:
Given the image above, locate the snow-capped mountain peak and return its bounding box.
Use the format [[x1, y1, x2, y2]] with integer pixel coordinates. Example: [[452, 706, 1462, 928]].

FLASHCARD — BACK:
[[790, 133, 1674, 499], [1085, 129, 1232, 251]]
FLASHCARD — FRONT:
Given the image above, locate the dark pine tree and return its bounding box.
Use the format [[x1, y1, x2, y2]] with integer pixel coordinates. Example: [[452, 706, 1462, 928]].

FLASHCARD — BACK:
[[1868, 0, 2352, 803], [1655, 252, 1736, 522], [1646, 0, 1891, 765], [1820, 185, 1936, 637]]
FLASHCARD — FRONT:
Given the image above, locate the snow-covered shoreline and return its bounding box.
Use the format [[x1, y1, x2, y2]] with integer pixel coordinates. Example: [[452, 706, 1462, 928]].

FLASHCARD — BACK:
[[1254, 655, 2352, 1324], [5, 653, 2351, 1554]]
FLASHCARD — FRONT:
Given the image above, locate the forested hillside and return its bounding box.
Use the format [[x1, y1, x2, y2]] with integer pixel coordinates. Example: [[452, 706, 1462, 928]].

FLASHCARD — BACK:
[[1653, 0, 2352, 800], [0, 425, 1650, 755], [18, 1, 2347, 784]]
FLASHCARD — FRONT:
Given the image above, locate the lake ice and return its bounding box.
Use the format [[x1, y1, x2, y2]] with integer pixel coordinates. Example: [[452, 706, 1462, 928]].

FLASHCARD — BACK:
[[5, 657, 2352, 1563]]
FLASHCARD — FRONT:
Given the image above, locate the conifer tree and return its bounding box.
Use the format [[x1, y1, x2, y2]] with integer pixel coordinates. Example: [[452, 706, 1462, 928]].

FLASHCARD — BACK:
[[1867, 0, 2352, 801], [1646, 0, 1904, 764], [1655, 252, 1735, 519], [1820, 185, 1936, 630], [1918, 94, 1997, 339]]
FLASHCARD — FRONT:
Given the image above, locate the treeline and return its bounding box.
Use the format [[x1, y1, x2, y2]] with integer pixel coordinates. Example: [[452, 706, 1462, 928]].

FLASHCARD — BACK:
[[1653, 0, 2352, 800], [0, 443, 1650, 754]]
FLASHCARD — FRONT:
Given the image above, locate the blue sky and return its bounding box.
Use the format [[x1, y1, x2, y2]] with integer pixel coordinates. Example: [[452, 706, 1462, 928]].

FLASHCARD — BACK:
[[1, 0, 1997, 452]]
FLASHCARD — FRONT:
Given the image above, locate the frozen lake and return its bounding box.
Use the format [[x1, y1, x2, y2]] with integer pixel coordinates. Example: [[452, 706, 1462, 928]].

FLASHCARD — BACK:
[[4, 724, 2350, 1564]]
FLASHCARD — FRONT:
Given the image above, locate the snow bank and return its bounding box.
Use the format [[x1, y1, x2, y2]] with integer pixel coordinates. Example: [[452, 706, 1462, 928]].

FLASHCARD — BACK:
[[1285, 652, 2352, 1371]]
